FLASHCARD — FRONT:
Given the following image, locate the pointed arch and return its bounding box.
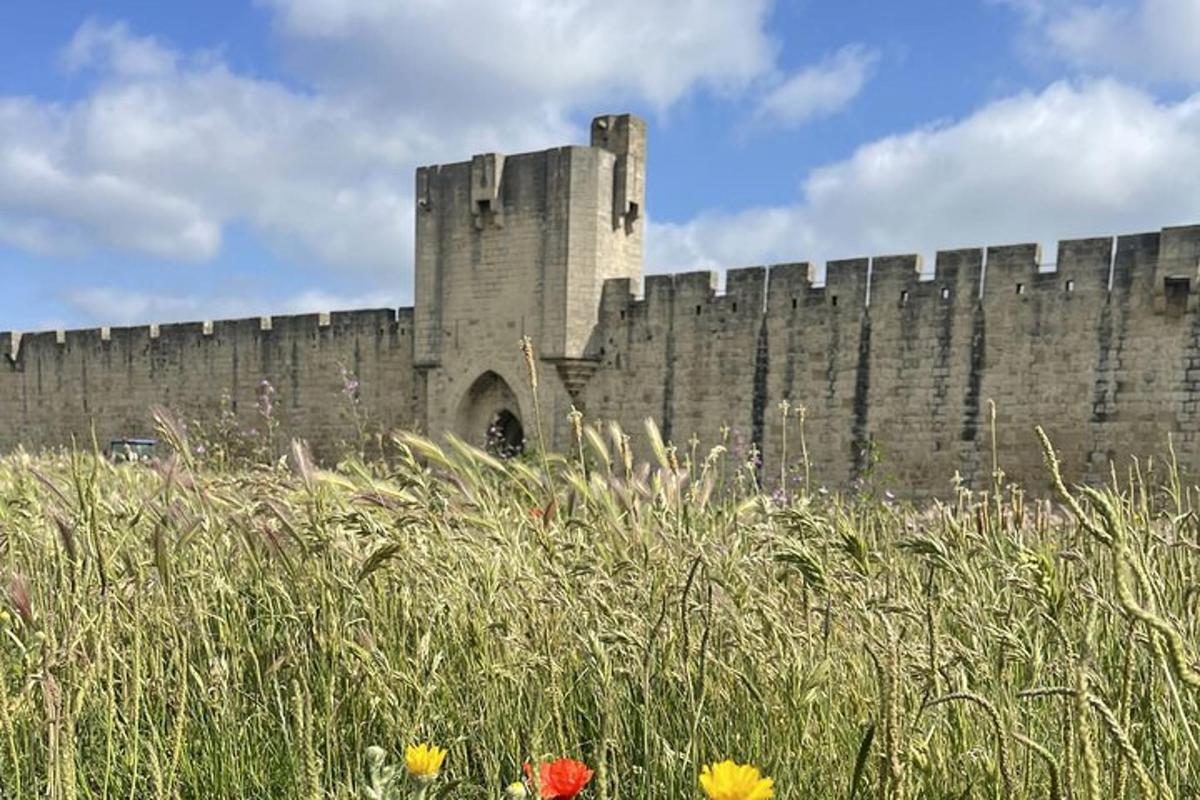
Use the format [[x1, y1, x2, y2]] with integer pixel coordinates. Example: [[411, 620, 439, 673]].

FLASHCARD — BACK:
[[455, 371, 525, 457]]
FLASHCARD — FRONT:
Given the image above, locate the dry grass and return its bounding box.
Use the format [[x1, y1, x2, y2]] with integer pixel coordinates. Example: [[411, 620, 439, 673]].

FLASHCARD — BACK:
[[0, 415, 1197, 798]]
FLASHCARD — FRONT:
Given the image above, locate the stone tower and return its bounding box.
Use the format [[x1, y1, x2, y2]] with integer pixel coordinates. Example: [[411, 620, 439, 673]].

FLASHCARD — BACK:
[[413, 113, 646, 451]]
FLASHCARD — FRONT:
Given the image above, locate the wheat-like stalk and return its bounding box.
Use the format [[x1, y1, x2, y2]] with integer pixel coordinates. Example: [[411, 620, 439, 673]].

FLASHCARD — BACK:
[[0, 420, 1190, 796]]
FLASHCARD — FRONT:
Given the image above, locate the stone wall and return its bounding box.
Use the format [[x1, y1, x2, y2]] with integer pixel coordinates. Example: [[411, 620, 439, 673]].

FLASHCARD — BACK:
[[585, 225, 1200, 494], [585, 268, 766, 469], [0, 309, 415, 459], [3, 224, 1198, 495], [3, 109, 1199, 497]]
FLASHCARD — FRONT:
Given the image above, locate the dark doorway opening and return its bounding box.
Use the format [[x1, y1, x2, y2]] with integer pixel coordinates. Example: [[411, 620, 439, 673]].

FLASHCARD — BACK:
[[486, 409, 525, 458]]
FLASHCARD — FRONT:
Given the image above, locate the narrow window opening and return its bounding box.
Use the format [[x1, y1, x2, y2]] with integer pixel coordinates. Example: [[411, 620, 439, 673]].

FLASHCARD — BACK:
[[899, 290, 909, 305], [695, 305, 702, 316], [1165, 277, 1190, 317], [1016, 283, 1025, 295], [791, 297, 798, 310], [1065, 279, 1075, 293], [940, 287, 950, 300], [732, 301, 738, 313], [626, 202, 640, 223], [831, 295, 839, 307], [619, 310, 626, 320]]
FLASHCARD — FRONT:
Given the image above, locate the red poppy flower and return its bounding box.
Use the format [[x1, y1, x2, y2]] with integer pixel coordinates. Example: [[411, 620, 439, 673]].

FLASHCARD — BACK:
[[523, 758, 594, 799]]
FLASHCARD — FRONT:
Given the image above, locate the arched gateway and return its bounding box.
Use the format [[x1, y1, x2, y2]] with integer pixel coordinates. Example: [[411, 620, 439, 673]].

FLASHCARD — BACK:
[[455, 371, 525, 457]]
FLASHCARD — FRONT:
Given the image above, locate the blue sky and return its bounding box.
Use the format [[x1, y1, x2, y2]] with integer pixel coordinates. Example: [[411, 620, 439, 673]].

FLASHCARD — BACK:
[[1, 0, 1199, 331]]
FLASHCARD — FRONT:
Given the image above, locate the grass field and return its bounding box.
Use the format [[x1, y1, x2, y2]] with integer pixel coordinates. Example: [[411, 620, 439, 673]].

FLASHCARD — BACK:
[[0, 410, 1198, 798]]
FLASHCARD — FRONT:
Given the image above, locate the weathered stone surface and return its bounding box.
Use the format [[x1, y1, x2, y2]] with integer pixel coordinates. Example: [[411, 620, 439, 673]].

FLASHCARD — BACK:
[[2, 114, 1199, 496]]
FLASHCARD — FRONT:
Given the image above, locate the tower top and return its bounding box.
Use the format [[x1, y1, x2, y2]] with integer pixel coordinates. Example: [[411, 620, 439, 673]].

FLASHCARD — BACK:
[[413, 110, 646, 372], [590, 113, 646, 155]]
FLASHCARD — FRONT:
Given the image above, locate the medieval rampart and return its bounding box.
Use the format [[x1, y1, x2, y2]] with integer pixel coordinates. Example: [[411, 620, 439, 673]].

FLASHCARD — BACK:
[[585, 225, 1200, 492], [0, 309, 416, 460], [2, 113, 1198, 495]]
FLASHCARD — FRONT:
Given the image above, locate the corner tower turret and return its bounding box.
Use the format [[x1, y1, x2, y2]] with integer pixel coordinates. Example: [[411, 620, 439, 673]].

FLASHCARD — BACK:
[[413, 113, 646, 449]]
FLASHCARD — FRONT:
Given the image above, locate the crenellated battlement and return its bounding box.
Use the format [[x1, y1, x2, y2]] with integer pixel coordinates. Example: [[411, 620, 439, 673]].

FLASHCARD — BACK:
[[3, 113, 1199, 495], [0, 307, 416, 460], [582, 222, 1200, 493], [597, 223, 1200, 323], [1, 308, 412, 371]]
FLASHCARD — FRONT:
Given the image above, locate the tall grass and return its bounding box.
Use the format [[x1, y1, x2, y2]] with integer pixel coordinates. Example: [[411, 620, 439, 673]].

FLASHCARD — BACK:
[[0, 415, 1196, 797]]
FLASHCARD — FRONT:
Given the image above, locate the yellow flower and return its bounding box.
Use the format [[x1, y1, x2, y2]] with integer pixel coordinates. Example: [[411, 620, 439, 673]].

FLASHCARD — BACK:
[[405, 743, 447, 782], [699, 760, 774, 800], [505, 780, 529, 798]]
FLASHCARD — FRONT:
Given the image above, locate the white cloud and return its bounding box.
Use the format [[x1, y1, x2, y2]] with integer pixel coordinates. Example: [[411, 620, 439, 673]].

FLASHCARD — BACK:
[[61, 19, 177, 77], [0, 5, 790, 286], [648, 80, 1200, 274], [263, 0, 777, 112], [64, 286, 402, 327], [0, 21, 584, 277], [755, 45, 878, 128], [0, 117, 220, 262], [1002, 0, 1200, 83], [0, 215, 87, 258], [0, 33, 415, 272]]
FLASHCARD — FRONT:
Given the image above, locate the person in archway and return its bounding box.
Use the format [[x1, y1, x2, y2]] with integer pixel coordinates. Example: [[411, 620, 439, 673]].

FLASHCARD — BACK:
[[485, 409, 525, 458]]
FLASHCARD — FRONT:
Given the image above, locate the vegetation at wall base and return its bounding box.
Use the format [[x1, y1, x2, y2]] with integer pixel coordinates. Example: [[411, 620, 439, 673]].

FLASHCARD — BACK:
[[0, 410, 1197, 797]]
